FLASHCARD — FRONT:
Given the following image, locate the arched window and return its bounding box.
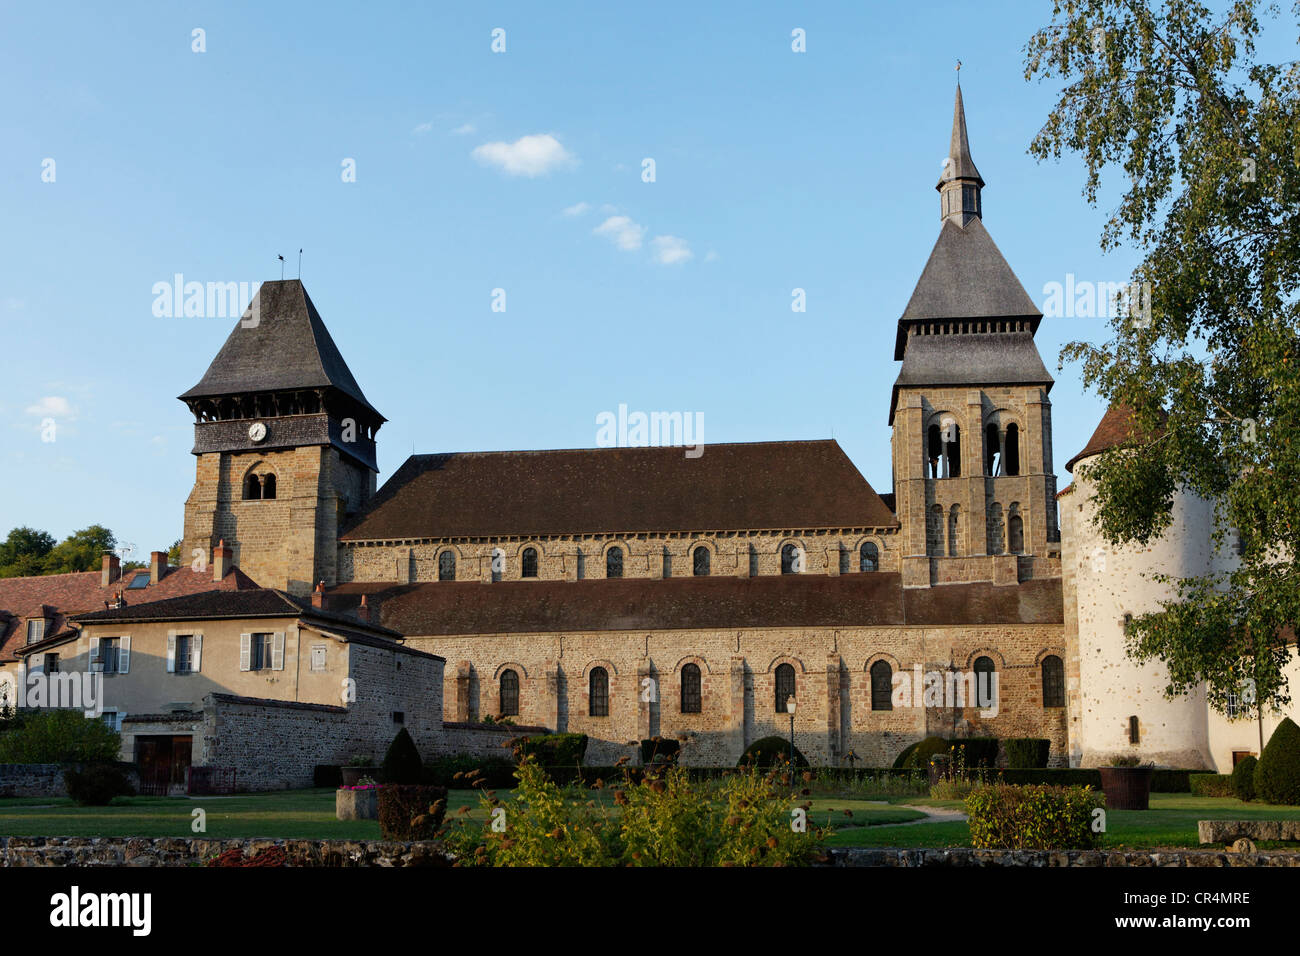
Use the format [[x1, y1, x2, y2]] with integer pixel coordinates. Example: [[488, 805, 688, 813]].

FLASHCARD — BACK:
[[780, 544, 801, 574], [261, 474, 276, 499], [499, 669, 519, 716], [693, 546, 710, 576], [774, 663, 796, 712], [1005, 424, 1020, 476], [589, 667, 609, 717], [870, 660, 893, 711], [438, 550, 455, 582], [681, 663, 702, 714], [927, 424, 942, 478], [1041, 655, 1064, 708], [662, 547, 672, 578], [943, 421, 962, 477], [926, 505, 944, 556], [1008, 504, 1024, 554], [748, 546, 758, 577], [987, 502, 1004, 555], [948, 504, 962, 557], [521, 547, 538, 578], [973, 656, 996, 709], [985, 423, 1001, 475], [243, 474, 261, 500], [860, 542, 879, 572], [605, 547, 623, 579]]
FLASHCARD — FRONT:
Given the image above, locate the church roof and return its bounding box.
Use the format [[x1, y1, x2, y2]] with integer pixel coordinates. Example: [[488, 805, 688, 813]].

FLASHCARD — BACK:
[[178, 280, 383, 421], [1064, 403, 1167, 473], [894, 217, 1043, 358], [340, 439, 898, 541], [327, 575, 1064, 636]]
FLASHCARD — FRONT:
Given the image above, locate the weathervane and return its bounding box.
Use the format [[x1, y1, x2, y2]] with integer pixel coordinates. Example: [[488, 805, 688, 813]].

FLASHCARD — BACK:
[[956, 59, 962, 83]]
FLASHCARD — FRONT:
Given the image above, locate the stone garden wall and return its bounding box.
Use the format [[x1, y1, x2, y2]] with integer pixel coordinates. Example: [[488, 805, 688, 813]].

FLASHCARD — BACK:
[[0, 763, 141, 798]]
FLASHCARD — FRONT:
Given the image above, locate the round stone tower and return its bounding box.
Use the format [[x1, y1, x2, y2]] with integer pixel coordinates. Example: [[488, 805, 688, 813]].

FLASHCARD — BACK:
[[1061, 405, 1212, 768]]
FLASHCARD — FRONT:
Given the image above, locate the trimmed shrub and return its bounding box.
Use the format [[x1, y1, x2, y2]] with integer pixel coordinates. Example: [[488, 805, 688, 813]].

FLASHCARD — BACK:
[[1255, 718, 1300, 805], [892, 741, 922, 770], [1228, 758, 1257, 801], [1004, 738, 1051, 769], [966, 783, 1105, 850], [381, 728, 424, 785], [517, 733, 588, 769], [1189, 773, 1234, 798], [313, 765, 342, 788], [640, 737, 681, 766], [951, 737, 999, 770], [63, 762, 135, 806], [912, 736, 950, 770], [0, 709, 120, 764], [378, 784, 448, 840], [738, 735, 808, 769]]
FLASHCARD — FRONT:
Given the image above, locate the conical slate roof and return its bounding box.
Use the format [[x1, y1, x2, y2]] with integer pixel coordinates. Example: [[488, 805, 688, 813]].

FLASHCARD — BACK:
[[939, 83, 983, 187], [179, 280, 383, 420], [1064, 404, 1167, 473]]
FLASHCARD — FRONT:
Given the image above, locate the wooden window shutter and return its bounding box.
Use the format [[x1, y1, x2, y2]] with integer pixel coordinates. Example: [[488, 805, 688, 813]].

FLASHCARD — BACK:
[[193, 634, 203, 673], [239, 634, 251, 672], [166, 632, 176, 673], [88, 636, 100, 672], [118, 636, 131, 674], [272, 632, 285, 671]]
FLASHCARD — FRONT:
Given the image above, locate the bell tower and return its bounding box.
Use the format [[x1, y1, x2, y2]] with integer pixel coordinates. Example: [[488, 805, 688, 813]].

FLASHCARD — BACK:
[[890, 82, 1059, 588], [179, 280, 384, 595]]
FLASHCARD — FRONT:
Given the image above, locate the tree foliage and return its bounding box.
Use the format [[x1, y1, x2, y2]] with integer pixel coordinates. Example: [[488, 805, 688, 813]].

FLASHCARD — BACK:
[[0, 525, 120, 577], [1026, 0, 1300, 714]]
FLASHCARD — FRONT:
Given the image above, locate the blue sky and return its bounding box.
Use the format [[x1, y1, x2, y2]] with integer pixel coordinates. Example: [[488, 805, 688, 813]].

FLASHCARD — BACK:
[[0, 1, 1234, 554]]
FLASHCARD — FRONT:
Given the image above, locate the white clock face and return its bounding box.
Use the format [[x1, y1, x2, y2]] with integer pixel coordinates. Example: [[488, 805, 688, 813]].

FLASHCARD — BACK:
[[248, 422, 268, 443]]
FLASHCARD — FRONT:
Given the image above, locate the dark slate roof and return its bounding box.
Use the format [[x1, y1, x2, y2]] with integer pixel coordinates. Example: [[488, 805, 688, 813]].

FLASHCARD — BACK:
[[1064, 404, 1167, 473], [69, 587, 405, 643], [889, 330, 1054, 424], [178, 280, 383, 420], [940, 83, 983, 187], [894, 217, 1042, 358], [339, 440, 898, 541], [327, 575, 1063, 636]]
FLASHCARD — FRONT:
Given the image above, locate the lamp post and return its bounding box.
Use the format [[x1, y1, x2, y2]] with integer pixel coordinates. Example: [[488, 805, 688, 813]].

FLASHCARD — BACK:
[[785, 694, 797, 765]]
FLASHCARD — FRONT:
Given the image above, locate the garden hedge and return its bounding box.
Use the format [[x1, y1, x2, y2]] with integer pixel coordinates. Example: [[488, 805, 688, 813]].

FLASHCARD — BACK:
[[1004, 738, 1051, 769], [63, 762, 135, 806], [966, 783, 1105, 850], [424, 754, 517, 789], [1254, 718, 1300, 805], [1231, 756, 1258, 801], [517, 733, 588, 768], [639, 737, 681, 765], [1189, 773, 1234, 798], [738, 735, 808, 768], [951, 737, 999, 769]]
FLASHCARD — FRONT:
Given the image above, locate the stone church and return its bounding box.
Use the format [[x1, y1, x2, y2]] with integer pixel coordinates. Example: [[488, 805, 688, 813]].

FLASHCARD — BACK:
[[177, 84, 1073, 768]]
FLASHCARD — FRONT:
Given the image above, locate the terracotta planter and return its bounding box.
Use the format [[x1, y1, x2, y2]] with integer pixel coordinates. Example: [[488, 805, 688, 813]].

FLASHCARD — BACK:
[[336, 787, 379, 820], [1099, 766, 1153, 810]]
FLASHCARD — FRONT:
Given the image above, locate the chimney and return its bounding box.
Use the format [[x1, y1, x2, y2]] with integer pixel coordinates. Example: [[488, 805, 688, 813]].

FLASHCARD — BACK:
[[101, 552, 120, 588], [150, 550, 167, 585], [212, 539, 232, 582], [311, 582, 326, 610], [357, 594, 370, 624]]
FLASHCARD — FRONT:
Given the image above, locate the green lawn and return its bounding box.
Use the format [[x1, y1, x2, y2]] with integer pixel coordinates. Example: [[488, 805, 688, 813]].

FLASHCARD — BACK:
[[3, 789, 1297, 850]]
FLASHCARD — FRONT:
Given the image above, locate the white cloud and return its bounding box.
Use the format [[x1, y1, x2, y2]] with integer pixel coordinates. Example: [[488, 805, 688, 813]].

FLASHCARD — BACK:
[[25, 395, 74, 418], [450, 123, 476, 136], [412, 121, 433, 135], [562, 201, 591, 217], [593, 216, 645, 252], [650, 235, 693, 265], [471, 133, 576, 177]]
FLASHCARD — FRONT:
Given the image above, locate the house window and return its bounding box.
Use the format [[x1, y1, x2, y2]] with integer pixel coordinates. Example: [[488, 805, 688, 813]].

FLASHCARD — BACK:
[[681, 663, 702, 714], [521, 548, 538, 579], [174, 635, 194, 675], [870, 660, 893, 711], [780, 544, 801, 574], [500, 669, 519, 716], [1041, 655, 1065, 708], [310, 644, 327, 672], [438, 550, 456, 582], [25, 619, 45, 644], [392, 711, 405, 724], [100, 711, 123, 733], [1129, 715, 1140, 745], [973, 656, 996, 708], [249, 633, 274, 671], [860, 542, 879, 572], [96, 638, 121, 673], [606, 548, 623, 579], [589, 667, 609, 717], [43, 653, 59, 674], [262, 474, 277, 499], [774, 662, 795, 712], [1226, 688, 1242, 719], [693, 547, 710, 576]]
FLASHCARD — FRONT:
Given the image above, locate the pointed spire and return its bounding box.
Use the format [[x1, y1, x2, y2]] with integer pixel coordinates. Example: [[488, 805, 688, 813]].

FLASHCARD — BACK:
[[937, 81, 984, 225]]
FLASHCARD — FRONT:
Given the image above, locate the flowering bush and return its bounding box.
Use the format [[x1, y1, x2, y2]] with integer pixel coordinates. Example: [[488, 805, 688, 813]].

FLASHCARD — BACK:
[[206, 846, 288, 867], [965, 783, 1104, 850]]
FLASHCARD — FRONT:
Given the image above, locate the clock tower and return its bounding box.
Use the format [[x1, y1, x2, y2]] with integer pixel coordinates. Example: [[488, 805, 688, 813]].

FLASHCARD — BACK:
[[179, 280, 384, 595]]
